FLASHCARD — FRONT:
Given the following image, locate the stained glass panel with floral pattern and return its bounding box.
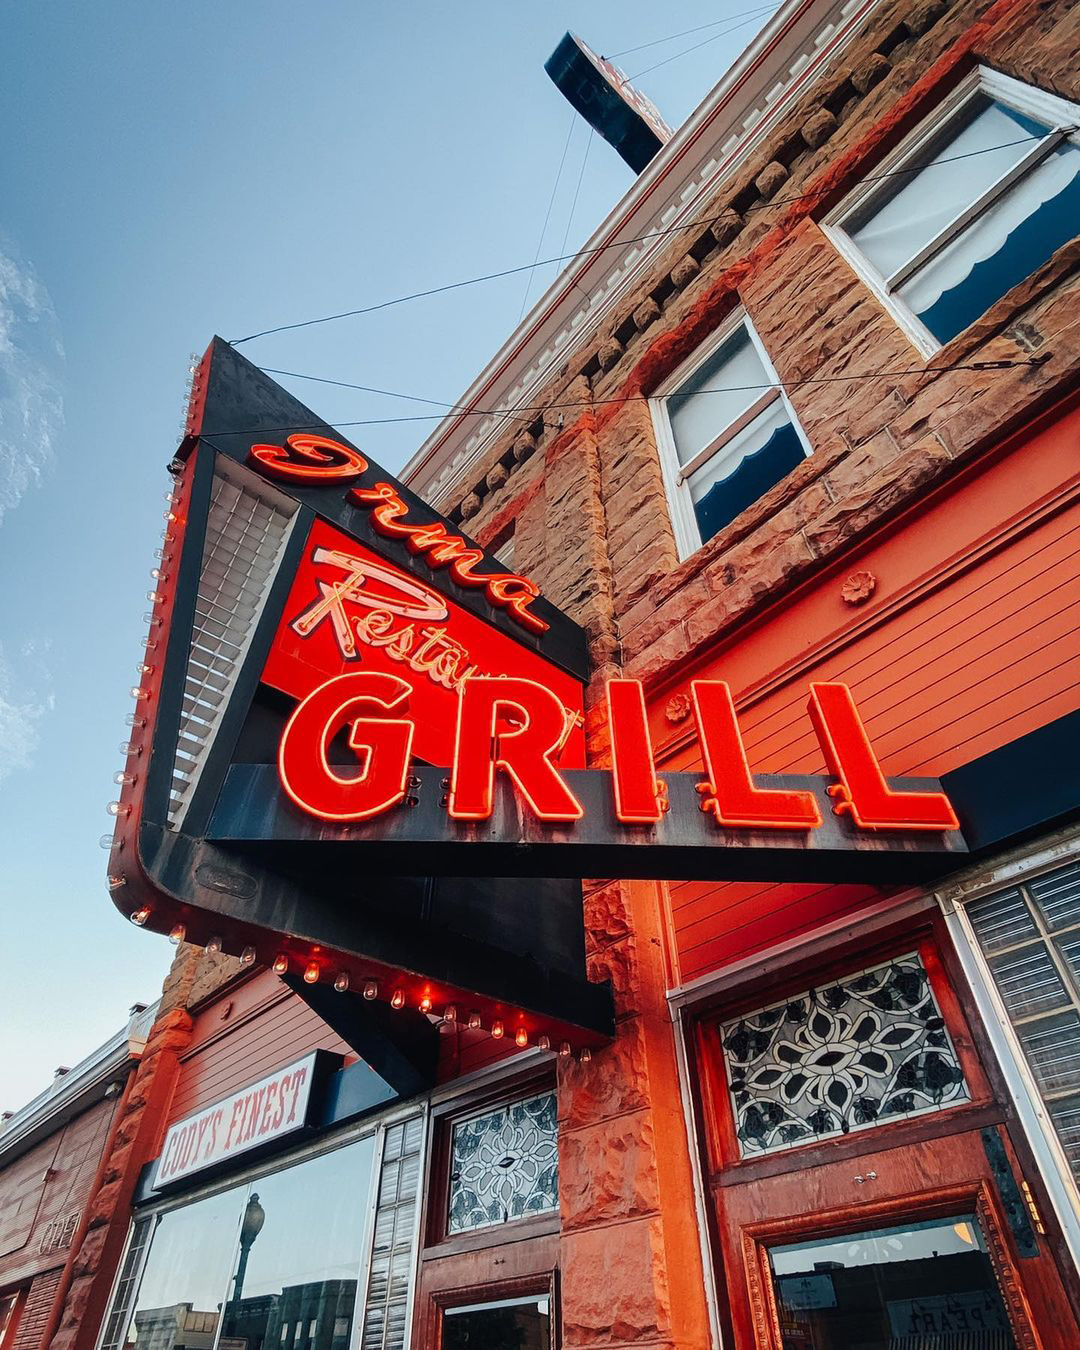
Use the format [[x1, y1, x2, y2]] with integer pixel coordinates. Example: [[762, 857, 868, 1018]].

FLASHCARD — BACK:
[[719, 953, 969, 1157], [447, 1091, 558, 1234]]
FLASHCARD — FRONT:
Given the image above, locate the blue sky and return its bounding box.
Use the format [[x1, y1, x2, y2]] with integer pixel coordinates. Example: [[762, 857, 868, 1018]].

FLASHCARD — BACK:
[[0, 2, 773, 1109]]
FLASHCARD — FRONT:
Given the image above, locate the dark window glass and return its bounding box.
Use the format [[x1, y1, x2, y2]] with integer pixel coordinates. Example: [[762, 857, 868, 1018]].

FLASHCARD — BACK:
[[443, 1294, 551, 1350], [768, 1215, 1015, 1348]]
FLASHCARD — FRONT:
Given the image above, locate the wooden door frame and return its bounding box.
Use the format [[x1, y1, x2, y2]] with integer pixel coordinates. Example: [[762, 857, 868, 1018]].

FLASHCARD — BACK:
[[677, 902, 1080, 1341], [739, 1179, 1041, 1350], [420, 1267, 559, 1350], [412, 1067, 561, 1348]]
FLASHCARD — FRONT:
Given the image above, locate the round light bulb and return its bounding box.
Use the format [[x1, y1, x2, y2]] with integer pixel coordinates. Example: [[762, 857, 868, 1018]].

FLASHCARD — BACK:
[[467, 1012, 482, 1030], [579, 1047, 593, 1064], [303, 961, 319, 984], [130, 905, 151, 926], [119, 741, 141, 756], [419, 994, 432, 1013], [99, 834, 116, 850], [443, 1004, 457, 1023], [124, 713, 146, 729], [240, 946, 256, 966], [362, 980, 378, 1001], [491, 1020, 505, 1039], [334, 972, 350, 993], [113, 770, 136, 786], [146, 591, 164, 604], [206, 935, 223, 954], [515, 1027, 528, 1048], [106, 801, 128, 817], [168, 923, 186, 945], [391, 989, 405, 1010], [537, 1034, 551, 1053], [272, 953, 288, 975], [107, 874, 126, 892], [559, 1042, 572, 1058]]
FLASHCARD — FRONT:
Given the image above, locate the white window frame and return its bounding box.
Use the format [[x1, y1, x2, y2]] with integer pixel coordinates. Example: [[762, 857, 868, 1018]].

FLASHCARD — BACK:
[[824, 66, 1080, 358], [650, 310, 812, 560]]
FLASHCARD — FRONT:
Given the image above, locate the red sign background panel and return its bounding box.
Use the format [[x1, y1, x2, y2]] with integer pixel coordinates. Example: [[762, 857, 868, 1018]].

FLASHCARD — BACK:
[[262, 520, 586, 768]]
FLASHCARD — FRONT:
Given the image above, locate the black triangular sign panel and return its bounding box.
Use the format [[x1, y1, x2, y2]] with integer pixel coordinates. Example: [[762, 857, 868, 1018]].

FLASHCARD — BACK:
[[108, 337, 614, 1052]]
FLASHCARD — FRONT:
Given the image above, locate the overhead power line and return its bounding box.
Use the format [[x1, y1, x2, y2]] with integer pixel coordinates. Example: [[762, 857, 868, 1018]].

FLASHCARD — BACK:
[[605, 4, 781, 59], [629, 8, 780, 81], [201, 357, 1042, 439], [228, 135, 1043, 348]]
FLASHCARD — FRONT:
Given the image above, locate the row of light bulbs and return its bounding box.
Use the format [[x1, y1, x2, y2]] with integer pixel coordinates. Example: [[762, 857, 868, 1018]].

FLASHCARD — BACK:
[[116, 907, 592, 1061]]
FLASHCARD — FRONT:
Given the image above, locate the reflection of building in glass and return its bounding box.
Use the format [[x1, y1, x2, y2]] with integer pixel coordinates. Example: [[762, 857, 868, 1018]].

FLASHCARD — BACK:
[[131, 1303, 219, 1350], [222, 1280, 356, 1350]]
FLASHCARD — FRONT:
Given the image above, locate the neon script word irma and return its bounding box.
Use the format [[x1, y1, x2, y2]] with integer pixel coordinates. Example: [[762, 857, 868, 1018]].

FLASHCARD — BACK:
[[249, 434, 548, 633], [278, 674, 960, 834]]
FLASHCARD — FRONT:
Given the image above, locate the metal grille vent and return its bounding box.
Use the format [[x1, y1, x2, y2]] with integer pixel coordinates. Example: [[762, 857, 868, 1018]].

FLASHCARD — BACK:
[[167, 458, 296, 826]]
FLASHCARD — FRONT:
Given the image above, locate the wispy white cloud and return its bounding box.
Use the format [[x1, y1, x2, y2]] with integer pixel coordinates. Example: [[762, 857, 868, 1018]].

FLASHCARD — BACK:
[[0, 639, 54, 785], [0, 242, 64, 525]]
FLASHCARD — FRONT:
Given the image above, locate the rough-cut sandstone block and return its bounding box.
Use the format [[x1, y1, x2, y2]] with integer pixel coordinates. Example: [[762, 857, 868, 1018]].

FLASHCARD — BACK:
[[755, 159, 790, 199], [560, 1218, 671, 1346], [560, 1110, 660, 1229]]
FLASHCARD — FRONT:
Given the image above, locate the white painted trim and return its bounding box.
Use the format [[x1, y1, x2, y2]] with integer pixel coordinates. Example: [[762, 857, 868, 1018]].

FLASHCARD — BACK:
[[825, 65, 1080, 356], [671, 1002, 727, 1350], [651, 309, 812, 559]]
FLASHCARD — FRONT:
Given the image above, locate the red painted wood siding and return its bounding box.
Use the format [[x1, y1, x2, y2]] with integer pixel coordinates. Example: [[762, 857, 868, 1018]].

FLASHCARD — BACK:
[[650, 404, 1080, 985], [167, 972, 353, 1126]]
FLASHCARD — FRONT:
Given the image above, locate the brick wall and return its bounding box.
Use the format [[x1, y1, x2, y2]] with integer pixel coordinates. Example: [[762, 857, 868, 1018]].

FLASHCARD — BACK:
[[11, 1271, 61, 1350]]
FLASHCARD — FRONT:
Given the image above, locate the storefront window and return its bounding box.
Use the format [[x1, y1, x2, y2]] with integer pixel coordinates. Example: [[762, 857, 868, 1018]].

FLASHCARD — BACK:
[[117, 1186, 245, 1350], [718, 953, 969, 1156], [447, 1092, 558, 1234], [442, 1294, 552, 1349], [101, 1119, 422, 1350], [768, 1215, 1015, 1348], [219, 1135, 375, 1350]]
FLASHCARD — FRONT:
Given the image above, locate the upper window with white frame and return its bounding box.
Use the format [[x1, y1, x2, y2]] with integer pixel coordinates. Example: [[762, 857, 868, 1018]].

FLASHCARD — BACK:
[[828, 67, 1080, 354], [653, 313, 811, 558]]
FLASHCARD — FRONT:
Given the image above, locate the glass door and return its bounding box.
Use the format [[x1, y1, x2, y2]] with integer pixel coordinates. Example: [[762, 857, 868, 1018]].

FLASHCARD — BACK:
[[767, 1215, 1015, 1348], [442, 1294, 552, 1349]]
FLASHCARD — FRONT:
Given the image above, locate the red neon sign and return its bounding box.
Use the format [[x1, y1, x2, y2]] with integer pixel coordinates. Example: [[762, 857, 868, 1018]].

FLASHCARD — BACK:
[[607, 678, 666, 824], [349, 481, 548, 634], [276, 673, 960, 837], [249, 434, 368, 482], [448, 678, 584, 822], [692, 681, 821, 831], [246, 434, 549, 634], [262, 520, 585, 770], [807, 682, 960, 832], [278, 671, 414, 821]]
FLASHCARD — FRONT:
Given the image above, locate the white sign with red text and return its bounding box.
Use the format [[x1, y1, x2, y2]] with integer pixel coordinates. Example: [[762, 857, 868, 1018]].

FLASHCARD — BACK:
[[155, 1052, 318, 1187]]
